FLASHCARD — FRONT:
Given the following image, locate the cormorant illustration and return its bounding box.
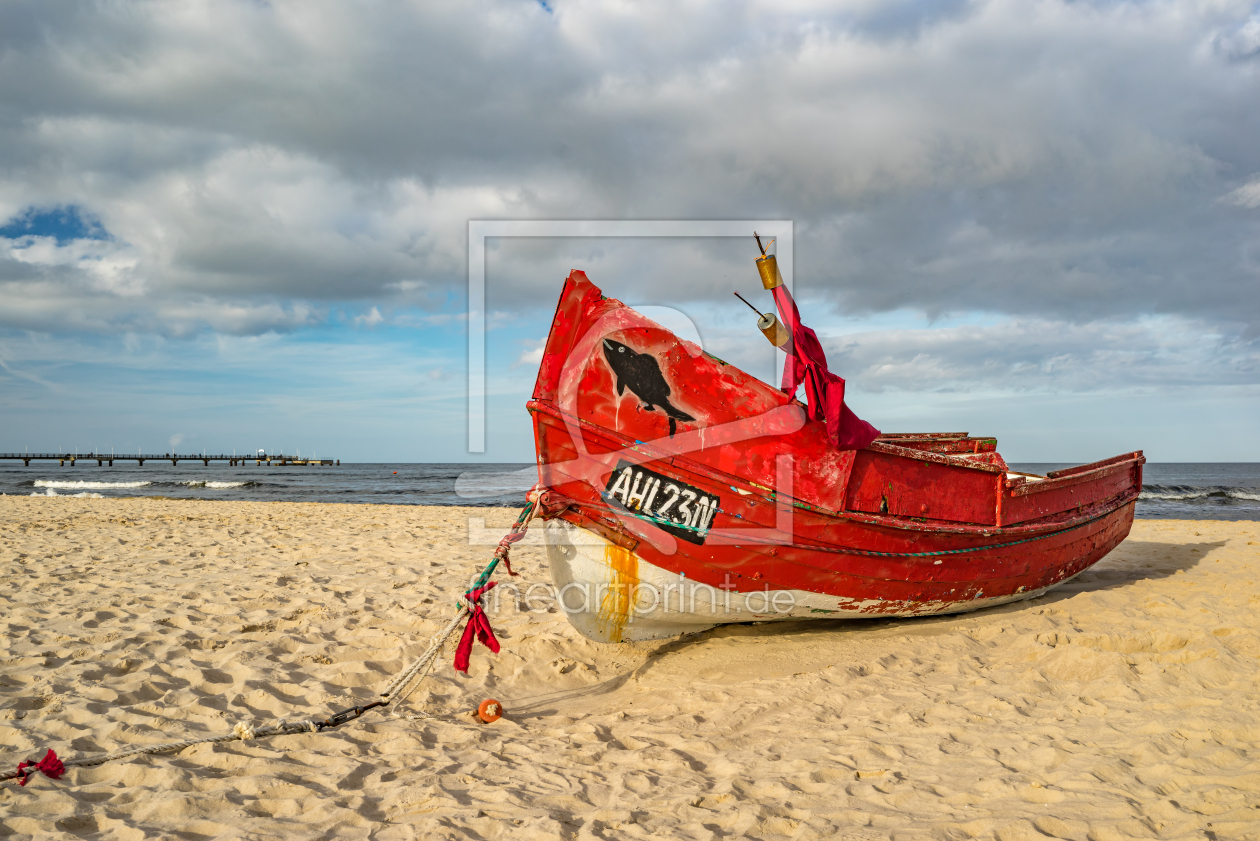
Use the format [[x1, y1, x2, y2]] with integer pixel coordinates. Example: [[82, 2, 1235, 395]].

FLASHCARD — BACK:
[[602, 338, 695, 437]]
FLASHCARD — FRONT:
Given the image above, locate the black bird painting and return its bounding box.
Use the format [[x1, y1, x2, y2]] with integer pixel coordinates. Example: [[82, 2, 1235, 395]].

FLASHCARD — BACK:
[[602, 338, 695, 437]]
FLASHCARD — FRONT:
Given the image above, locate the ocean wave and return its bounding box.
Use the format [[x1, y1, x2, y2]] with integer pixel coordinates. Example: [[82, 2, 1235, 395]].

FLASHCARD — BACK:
[[174, 480, 252, 489], [30, 488, 104, 498], [34, 480, 151, 489], [455, 467, 536, 499], [1140, 486, 1260, 503]]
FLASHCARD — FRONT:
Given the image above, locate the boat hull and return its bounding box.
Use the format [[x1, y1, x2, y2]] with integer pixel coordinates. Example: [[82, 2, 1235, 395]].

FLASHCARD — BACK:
[[529, 271, 1144, 644], [542, 504, 1136, 643]]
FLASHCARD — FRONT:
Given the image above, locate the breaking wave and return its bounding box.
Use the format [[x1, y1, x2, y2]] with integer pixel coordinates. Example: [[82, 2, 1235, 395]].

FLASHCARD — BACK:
[[1140, 485, 1260, 503], [34, 480, 151, 489], [30, 488, 104, 498], [455, 467, 536, 499], [27, 479, 255, 493]]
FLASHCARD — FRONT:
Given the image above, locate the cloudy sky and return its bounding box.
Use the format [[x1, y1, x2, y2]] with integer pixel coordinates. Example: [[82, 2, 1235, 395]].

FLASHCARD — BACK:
[[1, 0, 1258, 462]]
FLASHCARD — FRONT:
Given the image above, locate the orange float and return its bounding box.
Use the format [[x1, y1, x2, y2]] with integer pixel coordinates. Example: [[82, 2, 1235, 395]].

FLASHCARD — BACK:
[[477, 699, 503, 723]]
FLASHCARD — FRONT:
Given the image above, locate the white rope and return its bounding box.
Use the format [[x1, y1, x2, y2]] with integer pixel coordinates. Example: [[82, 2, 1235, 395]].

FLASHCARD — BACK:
[[3, 492, 547, 784], [1, 610, 473, 782], [379, 608, 469, 705], [2, 719, 324, 780], [524, 488, 543, 524]]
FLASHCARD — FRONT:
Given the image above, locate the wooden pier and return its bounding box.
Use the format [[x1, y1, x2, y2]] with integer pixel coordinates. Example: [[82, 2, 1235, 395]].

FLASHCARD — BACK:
[[0, 452, 338, 467]]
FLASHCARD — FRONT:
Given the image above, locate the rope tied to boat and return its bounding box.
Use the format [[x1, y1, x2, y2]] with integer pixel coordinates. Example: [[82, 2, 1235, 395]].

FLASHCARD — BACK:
[[3, 492, 548, 786], [445, 491, 548, 673], [488, 491, 543, 577], [6, 718, 326, 784], [452, 582, 500, 673]]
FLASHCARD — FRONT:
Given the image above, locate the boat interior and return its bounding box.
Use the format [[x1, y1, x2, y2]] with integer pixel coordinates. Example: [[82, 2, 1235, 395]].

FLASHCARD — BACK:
[[856, 432, 1143, 527]]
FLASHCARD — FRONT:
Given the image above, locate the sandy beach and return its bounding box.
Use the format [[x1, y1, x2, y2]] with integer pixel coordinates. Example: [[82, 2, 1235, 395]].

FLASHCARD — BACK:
[[1, 495, 1259, 840]]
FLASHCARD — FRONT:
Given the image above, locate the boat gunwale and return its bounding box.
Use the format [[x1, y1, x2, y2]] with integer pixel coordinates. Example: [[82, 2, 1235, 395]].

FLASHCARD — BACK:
[[865, 439, 1006, 474], [1006, 454, 1145, 497], [1044, 450, 1147, 481], [875, 432, 972, 440]]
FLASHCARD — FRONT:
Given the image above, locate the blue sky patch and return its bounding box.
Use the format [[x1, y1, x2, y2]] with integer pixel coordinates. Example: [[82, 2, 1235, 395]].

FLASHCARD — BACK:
[[0, 205, 109, 244]]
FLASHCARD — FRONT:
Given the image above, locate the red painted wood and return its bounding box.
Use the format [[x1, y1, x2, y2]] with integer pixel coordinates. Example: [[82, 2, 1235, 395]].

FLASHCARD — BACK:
[[530, 271, 1145, 615], [877, 436, 998, 455], [1000, 459, 1144, 527], [1046, 451, 1145, 480], [845, 447, 1001, 525]]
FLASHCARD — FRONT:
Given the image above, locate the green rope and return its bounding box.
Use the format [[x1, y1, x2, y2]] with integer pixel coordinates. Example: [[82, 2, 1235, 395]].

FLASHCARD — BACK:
[[598, 493, 1118, 558], [466, 498, 536, 596]]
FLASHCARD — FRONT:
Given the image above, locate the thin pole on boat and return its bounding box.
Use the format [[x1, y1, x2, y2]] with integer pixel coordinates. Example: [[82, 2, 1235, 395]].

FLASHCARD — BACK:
[[736, 291, 791, 348], [754, 232, 766, 256], [734, 291, 767, 318]]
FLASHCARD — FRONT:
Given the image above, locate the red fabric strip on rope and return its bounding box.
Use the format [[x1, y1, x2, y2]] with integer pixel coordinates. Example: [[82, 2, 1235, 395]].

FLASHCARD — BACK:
[[494, 529, 527, 576], [15, 749, 64, 786], [453, 583, 500, 673]]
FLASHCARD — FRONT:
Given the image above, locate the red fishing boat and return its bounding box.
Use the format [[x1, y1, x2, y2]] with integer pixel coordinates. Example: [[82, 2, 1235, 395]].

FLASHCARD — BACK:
[[529, 258, 1144, 643]]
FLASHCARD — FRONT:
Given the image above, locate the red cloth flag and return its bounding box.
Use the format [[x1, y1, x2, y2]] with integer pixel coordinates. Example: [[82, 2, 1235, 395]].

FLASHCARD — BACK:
[[453, 583, 501, 673], [771, 285, 880, 450]]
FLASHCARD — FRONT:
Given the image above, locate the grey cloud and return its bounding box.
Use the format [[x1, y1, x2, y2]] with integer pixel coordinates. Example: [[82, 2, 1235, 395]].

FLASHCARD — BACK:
[[0, 0, 1257, 347], [825, 317, 1260, 393], [0, 243, 323, 336]]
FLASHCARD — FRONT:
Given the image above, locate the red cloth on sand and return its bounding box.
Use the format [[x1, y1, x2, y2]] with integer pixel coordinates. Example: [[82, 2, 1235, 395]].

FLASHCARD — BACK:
[[771, 285, 880, 451], [16, 749, 64, 786]]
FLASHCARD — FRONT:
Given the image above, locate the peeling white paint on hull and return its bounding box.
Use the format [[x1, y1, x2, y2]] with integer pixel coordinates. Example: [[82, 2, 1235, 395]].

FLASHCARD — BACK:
[[542, 519, 1064, 644]]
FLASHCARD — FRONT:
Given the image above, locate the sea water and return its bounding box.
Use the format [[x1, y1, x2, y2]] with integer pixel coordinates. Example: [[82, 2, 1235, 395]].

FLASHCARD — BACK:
[[0, 462, 531, 507], [1010, 463, 1260, 521], [1, 461, 1256, 520]]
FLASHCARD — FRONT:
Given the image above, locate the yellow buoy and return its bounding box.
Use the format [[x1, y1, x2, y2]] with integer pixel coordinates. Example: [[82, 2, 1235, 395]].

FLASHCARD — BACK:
[[756, 253, 783, 290], [753, 231, 783, 290]]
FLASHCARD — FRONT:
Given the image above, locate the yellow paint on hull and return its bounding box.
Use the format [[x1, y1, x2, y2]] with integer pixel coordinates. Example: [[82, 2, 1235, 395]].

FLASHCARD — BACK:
[[596, 544, 639, 643]]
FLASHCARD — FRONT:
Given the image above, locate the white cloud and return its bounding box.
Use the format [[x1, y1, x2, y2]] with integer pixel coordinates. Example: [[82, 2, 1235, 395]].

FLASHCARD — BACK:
[[1224, 175, 1260, 209], [513, 338, 546, 369], [354, 306, 384, 328], [1215, 11, 1260, 61], [825, 315, 1260, 393]]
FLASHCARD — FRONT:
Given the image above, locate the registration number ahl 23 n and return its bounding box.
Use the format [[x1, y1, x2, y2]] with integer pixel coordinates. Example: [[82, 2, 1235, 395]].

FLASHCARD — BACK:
[[603, 460, 721, 545]]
